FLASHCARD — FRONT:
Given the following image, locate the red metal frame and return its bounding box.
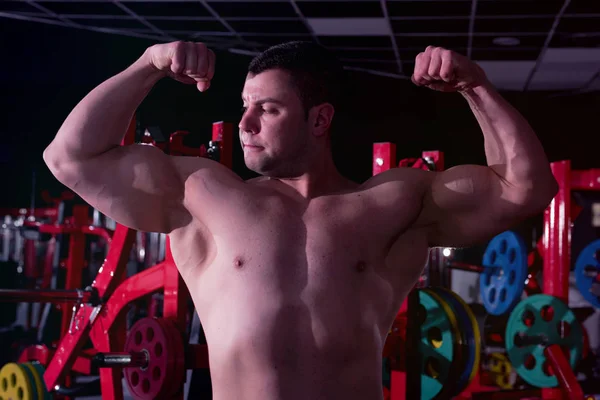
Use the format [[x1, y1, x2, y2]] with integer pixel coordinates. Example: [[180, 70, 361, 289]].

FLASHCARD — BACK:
[[537, 161, 599, 400], [3, 119, 232, 399], [374, 148, 595, 400], [459, 161, 597, 400], [372, 144, 446, 400]]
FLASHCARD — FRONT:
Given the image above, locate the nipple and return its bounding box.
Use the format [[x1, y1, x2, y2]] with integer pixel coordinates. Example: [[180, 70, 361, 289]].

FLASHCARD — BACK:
[[234, 257, 244, 269], [356, 261, 367, 273]]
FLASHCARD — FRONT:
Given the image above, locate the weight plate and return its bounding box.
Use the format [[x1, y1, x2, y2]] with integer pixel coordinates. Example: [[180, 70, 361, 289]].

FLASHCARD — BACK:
[[18, 363, 40, 400], [505, 294, 583, 387], [433, 287, 481, 395], [0, 362, 35, 400], [574, 239, 600, 308], [480, 231, 528, 315], [487, 352, 516, 389], [158, 318, 186, 398], [124, 317, 185, 400], [23, 362, 51, 400], [418, 289, 461, 400]]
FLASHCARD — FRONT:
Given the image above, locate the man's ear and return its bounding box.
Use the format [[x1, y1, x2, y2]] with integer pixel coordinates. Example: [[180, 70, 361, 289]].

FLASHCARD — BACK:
[[311, 103, 335, 138]]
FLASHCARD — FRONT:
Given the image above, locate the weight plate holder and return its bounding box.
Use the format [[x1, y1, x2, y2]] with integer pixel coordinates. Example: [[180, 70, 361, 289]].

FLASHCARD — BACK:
[[123, 317, 186, 399], [505, 294, 583, 388], [480, 231, 528, 316]]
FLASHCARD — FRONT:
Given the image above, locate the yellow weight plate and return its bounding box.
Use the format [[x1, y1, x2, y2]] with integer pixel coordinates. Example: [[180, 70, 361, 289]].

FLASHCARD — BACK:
[[0, 362, 35, 400], [488, 352, 515, 389]]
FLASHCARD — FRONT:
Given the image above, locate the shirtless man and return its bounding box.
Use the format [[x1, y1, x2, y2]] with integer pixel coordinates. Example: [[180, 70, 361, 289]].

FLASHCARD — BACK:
[[43, 41, 558, 400]]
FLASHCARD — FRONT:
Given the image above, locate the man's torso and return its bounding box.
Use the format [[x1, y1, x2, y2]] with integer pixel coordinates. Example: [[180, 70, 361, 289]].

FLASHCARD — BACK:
[[169, 171, 430, 400]]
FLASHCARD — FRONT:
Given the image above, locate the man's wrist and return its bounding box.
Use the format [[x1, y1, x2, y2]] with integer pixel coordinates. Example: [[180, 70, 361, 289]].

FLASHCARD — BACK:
[[460, 79, 496, 100], [132, 49, 168, 82]]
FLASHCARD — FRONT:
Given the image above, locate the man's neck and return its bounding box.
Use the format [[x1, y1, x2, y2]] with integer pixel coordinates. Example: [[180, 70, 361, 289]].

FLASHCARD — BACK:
[[275, 156, 355, 199]]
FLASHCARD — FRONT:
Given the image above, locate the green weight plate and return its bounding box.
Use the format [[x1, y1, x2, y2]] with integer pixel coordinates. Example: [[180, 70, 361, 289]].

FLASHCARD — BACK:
[[418, 289, 460, 400], [505, 294, 583, 388], [25, 363, 51, 400], [432, 287, 481, 396], [19, 363, 40, 400]]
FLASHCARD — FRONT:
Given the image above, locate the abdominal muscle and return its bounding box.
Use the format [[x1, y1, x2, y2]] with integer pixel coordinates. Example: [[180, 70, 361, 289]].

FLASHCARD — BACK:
[[193, 282, 387, 400]]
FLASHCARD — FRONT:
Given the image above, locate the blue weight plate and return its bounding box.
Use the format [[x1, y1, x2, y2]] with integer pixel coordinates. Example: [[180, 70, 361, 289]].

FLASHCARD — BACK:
[[480, 231, 528, 315], [574, 239, 600, 308]]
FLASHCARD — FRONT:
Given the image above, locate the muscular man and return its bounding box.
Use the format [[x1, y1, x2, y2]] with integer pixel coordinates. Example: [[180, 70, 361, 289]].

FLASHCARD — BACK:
[[43, 41, 557, 400]]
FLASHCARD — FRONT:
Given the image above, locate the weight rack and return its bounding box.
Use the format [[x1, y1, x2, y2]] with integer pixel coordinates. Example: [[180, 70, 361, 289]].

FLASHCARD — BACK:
[[373, 143, 600, 400], [0, 116, 234, 399]]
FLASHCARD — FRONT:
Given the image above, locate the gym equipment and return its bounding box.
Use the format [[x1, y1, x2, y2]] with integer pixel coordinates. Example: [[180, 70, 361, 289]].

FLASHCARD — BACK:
[[574, 239, 600, 308], [429, 287, 481, 395], [480, 231, 529, 316], [447, 231, 544, 318], [505, 294, 583, 388], [485, 352, 517, 389], [0, 362, 51, 400], [123, 317, 185, 399], [0, 118, 227, 399], [416, 289, 459, 400]]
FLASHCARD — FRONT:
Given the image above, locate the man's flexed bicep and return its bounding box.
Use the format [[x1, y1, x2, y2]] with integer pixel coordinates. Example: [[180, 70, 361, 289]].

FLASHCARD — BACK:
[[421, 164, 547, 248], [45, 144, 195, 233]]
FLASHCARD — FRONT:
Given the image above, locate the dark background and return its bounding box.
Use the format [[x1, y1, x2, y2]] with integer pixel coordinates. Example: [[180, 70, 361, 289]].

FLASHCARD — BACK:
[[1, 17, 599, 246]]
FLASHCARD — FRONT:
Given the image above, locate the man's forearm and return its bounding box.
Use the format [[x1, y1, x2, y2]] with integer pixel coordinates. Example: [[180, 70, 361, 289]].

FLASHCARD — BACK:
[[44, 50, 165, 162], [461, 83, 557, 196]]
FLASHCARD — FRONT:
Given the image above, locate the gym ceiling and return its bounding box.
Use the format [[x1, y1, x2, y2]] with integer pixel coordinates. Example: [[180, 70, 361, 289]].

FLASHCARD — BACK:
[[2, 0, 599, 93]]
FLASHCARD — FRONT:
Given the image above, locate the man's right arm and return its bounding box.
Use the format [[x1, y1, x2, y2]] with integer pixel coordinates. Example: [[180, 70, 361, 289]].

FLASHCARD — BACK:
[[43, 42, 218, 233]]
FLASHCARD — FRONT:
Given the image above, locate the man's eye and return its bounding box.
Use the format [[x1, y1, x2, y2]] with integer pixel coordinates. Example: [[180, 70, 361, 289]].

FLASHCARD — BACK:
[[241, 106, 248, 113]]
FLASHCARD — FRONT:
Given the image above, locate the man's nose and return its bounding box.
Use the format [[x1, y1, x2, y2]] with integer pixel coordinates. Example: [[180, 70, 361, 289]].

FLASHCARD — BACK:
[[239, 111, 259, 135]]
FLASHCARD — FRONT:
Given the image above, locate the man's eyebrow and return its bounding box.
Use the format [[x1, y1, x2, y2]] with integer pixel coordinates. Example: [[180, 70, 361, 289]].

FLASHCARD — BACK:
[[241, 96, 284, 105]]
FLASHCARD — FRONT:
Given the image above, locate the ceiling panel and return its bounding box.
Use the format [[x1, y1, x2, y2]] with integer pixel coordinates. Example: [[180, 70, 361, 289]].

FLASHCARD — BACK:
[[472, 35, 546, 48], [125, 2, 211, 17], [228, 19, 308, 34], [298, 1, 383, 18], [474, 17, 555, 33], [151, 19, 227, 31], [387, 1, 471, 17], [395, 35, 467, 50], [471, 48, 541, 61], [550, 33, 600, 48], [556, 17, 600, 33], [0, 2, 43, 13], [318, 35, 392, 48], [391, 18, 469, 34], [476, 0, 563, 16], [2, 0, 599, 92], [76, 18, 149, 29], [208, 1, 297, 18], [565, 0, 600, 15]]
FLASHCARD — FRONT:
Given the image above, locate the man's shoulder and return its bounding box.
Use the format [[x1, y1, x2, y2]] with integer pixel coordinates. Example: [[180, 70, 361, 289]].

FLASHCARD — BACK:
[[360, 166, 435, 191]]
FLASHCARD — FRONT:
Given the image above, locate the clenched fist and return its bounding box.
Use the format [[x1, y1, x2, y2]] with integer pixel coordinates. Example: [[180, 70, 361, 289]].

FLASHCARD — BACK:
[[146, 41, 215, 92], [411, 46, 488, 92]]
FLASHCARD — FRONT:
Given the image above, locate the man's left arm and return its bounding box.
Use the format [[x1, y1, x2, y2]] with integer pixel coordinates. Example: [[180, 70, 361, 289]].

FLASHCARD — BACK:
[[413, 46, 559, 247]]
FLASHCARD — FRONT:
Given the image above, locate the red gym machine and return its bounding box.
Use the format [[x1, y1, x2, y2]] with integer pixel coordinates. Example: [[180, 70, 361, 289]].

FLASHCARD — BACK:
[[0, 117, 234, 399]]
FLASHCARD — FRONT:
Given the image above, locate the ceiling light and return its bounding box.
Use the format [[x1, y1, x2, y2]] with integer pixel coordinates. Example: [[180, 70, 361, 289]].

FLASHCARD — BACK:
[[492, 37, 521, 46]]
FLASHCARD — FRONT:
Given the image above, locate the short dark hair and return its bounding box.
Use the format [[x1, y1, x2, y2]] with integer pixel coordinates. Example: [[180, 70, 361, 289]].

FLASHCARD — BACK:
[[248, 41, 347, 119]]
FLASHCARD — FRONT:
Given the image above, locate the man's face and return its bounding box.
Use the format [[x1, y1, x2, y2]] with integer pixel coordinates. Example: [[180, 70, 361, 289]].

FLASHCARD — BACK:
[[239, 69, 312, 178]]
